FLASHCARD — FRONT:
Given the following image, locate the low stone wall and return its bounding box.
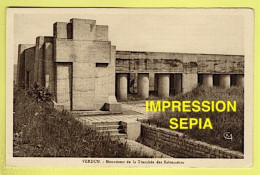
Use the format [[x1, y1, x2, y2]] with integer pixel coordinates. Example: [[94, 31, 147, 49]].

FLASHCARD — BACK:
[[141, 123, 244, 158]]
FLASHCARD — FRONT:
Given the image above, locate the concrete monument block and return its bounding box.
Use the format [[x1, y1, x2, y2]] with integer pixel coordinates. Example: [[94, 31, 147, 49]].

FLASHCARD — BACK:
[[96, 25, 108, 41], [53, 22, 68, 39], [122, 120, 141, 141], [70, 18, 96, 40], [44, 42, 54, 93], [54, 40, 111, 63], [56, 64, 71, 110], [103, 103, 122, 113], [24, 47, 35, 88], [34, 36, 53, 86], [17, 44, 35, 88]]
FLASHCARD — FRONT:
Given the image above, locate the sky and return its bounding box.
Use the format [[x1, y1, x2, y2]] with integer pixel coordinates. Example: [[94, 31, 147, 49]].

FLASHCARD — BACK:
[[12, 8, 245, 64]]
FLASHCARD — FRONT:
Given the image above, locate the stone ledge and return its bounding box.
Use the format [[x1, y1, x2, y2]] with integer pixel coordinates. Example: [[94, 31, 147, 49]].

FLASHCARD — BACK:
[[141, 124, 244, 158], [122, 120, 141, 141], [103, 103, 122, 113]]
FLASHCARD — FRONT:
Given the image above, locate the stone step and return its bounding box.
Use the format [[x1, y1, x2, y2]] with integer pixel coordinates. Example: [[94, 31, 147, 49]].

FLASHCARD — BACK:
[[98, 129, 125, 135], [94, 125, 121, 130], [72, 111, 111, 116], [91, 121, 121, 125], [72, 110, 121, 116], [109, 133, 128, 139]]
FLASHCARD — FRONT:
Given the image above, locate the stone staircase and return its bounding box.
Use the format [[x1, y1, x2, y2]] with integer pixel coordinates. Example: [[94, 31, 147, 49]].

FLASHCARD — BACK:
[[92, 121, 128, 139]]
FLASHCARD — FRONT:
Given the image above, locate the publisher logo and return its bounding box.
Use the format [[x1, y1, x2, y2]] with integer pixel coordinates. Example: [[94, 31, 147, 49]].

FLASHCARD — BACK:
[[223, 132, 233, 140]]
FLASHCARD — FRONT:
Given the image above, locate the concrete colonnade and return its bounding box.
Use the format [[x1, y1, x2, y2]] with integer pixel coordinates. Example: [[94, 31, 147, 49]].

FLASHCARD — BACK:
[[116, 73, 244, 101], [200, 74, 244, 88], [116, 73, 183, 101]]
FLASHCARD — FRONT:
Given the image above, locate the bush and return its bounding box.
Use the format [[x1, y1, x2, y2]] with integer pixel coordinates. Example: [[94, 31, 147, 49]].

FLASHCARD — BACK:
[[27, 82, 52, 102]]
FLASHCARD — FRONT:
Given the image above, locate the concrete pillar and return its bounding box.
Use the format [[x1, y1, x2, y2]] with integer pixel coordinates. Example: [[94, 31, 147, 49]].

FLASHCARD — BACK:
[[182, 73, 198, 93], [45, 75, 50, 89], [158, 74, 170, 98], [149, 73, 155, 91], [219, 74, 230, 88], [44, 42, 54, 93], [174, 74, 182, 94], [154, 74, 158, 92], [117, 74, 128, 101], [137, 73, 149, 99], [129, 73, 137, 93], [17, 44, 34, 88], [202, 74, 213, 87], [236, 75, 244, 87], [34, 36, 44, 85]]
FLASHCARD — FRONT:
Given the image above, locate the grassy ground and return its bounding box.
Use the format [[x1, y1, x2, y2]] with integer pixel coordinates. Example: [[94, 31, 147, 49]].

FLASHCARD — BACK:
[[148, 86, 244, 153], [13, 87, 151, 157]]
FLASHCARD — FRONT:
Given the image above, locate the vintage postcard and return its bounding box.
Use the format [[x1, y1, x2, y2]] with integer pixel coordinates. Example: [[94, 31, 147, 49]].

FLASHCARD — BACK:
[[6, 8, 254, 167]]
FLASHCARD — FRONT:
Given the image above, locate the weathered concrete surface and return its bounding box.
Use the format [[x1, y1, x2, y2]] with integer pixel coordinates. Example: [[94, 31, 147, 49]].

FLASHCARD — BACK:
[[70, 18, 96, 40], [236, 74, 244, 87], [158, 74, 170, 98], [96, 25, 108, 41], [202, 74, 213, 87], [149, 73, 155, 91], [115, 51, 244, 74], [137, 73, 149, 99], [53, 22, 68, 39], [24, 47, 35, 88], [198, 55, 244, 74], [173, 74, 182, 94], [182, 73, 198, 93], [56, 64, 71, 110], [219, 74, 231, 89], [117, 73, 128, 101], [103, 103, 122, 113], [54, 39, 115, 108], [44, 42, 55, 93], [54, 19, 116, 110], [17, 44, 35, 88], [34, 36, 53, 86], [122, 120, 141, 140]]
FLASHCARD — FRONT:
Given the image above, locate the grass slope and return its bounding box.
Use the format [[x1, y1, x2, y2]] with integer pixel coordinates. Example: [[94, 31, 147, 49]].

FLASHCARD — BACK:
[[13, 88, 150, 157], [149, 86, 244, 152]]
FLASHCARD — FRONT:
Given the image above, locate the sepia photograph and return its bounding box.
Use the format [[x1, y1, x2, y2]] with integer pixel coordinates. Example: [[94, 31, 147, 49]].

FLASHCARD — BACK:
[[6, 8, 254, 167]]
